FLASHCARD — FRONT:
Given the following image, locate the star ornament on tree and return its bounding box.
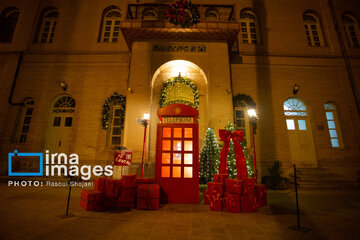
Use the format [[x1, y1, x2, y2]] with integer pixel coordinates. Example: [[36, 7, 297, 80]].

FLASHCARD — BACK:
[[166, 0, 200, 28]]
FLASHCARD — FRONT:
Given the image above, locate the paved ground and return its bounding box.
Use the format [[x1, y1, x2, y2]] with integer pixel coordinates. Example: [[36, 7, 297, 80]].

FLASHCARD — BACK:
[[0, 182, 359, 240]]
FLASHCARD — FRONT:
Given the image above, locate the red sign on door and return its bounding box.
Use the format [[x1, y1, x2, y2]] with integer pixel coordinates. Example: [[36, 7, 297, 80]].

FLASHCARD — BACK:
[[114, 150, 132, 166]]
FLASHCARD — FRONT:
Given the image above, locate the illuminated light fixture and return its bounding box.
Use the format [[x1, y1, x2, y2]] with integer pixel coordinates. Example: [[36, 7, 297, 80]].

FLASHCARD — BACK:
[[143, 112, 150, 120], [247, 108, 258, 182], [293, 84, 299, 95], [169, 60, 189, 77], [60, 80, 68, 92], [247, 109, 257, 119]]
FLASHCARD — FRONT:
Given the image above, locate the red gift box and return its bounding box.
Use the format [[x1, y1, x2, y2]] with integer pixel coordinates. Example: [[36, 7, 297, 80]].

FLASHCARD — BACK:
[[81, 190, 104, 202], [240, 194, 257, 212], [123, 175, 137, 188], [118, 198, 136, 208], [80, 199, 103, 211], [225, 179, 243, 194], [214, 174, 229, 183], [104, 179, 120, 198], [242, 180, 255, 196], [137, 198, 160, 210], [137, 184, 160, 199], [94, 177, 106, 192], [121, 187, 137, 199], [224, 193, 241, 213], [136, 178, 155, 185], [208, 193, 222, 211], [103, 198, 118, 209], [203, 190, 210, 205], [207, 182, 224, 196]]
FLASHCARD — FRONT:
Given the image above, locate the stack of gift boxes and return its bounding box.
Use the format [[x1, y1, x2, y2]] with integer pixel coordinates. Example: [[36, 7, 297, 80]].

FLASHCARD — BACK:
[[80, 175, 160, 211], [204, 174, 267, 213]]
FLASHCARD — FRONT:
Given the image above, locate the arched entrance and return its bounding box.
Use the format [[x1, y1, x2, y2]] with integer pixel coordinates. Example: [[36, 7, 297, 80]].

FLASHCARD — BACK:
[[283, 97, 317, 167], [45, 95, 76, 154]]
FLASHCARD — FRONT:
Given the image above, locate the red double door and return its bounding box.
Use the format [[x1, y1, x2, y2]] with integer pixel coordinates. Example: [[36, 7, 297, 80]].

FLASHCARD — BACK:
[[155, 123, 199, 204]]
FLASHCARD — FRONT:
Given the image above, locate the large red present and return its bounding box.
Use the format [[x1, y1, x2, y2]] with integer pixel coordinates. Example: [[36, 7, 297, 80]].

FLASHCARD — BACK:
[[80, 199, 103, 211], [203, 190, 210, 205], [136, 178, 155, 185], [214, 174, 229, 183], [224, 193, 241, 213], [240, 194, 257, 212], [225, 179, 243, 194], [81, 190, 104, 202], [208, 193, 222, 211], [207, 182, 224, 196], [94, 177, 106, 192], [121, 187, 137, 199], [123, 175, 137, 188], [137, 198, 159, 210], [137, 184, 160, 199]]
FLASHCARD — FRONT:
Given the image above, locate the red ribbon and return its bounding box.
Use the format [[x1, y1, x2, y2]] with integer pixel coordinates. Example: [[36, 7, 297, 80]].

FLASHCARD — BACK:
[[219, 129, 247, 180]]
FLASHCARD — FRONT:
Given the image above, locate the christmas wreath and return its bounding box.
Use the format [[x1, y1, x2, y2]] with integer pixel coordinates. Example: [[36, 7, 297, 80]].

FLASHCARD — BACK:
[[166, 0, 200, 28], [102, 92, 126, 129]]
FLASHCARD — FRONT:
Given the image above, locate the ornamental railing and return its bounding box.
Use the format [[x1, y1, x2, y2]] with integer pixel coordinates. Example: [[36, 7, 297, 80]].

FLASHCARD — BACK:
[[126, 3, 236, 23]]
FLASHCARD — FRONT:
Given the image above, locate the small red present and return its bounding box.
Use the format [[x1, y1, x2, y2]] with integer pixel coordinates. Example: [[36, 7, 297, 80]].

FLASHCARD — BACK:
[[242, 180, 255, 196], [137, 198, 159, 210], [103, 198, 118, 209], [207, 182, 224, 196], [81, 190, 104, 202], [123, 175, 137, 188], [225, 179, 243, 194], [118, 198, 136, 209], [208, 193, 222, 211], [80, 199, 103, 211], [136, 178, 155, 185], [224, 193, 241, 213], [104, 179, 120, 198], [203, 190, 210, 205], [121, 187, 137, 199], [94, 177, 106, 192], [137, 184, 160, 199], [240, 194, 257, 212], [214, 174, 229, 183]]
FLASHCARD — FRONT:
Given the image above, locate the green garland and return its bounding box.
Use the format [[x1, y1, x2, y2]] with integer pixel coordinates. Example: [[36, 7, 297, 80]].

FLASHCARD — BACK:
[[166, 0, 200, 28], [159, 76, 199, 109], [102, 92, 126, 129]]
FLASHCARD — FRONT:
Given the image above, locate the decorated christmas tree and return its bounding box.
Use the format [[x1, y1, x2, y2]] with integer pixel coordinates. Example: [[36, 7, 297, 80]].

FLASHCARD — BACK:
[[222, 121, 255, 179], [199, 128, 220, 184]]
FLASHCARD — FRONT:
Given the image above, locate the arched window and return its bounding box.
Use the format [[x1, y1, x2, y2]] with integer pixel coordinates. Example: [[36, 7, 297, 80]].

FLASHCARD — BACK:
[[102, 93, 126, 146], [37, 9, 59, 43], [303, 11, 325, 47], [283, 98, 308, 130], [142, 8, 158, 20], [18, 99, 34, 143], [240, 8, 260, 44], [342, 13, 360, 48], [0, 7, 19, 42], [100, 6, 121, 43], [205, 7, 219, 21], [324, 102, 343, 148]]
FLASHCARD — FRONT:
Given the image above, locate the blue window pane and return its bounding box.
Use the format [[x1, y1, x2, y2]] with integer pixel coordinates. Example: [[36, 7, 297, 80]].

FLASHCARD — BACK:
[[286, 119, 295, 130], [327, 121, 336, 129], [298, 120, 307, 130], [326, 112, 334, 120], [329, 130, 338, 138], [331, 139, 339, 147]]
